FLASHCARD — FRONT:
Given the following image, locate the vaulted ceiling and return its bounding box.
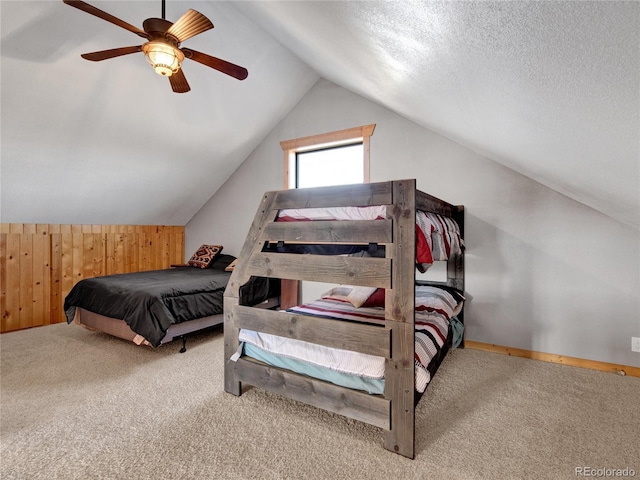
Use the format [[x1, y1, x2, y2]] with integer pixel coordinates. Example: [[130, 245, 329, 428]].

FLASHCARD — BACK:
[[2, 1, 638, 228]]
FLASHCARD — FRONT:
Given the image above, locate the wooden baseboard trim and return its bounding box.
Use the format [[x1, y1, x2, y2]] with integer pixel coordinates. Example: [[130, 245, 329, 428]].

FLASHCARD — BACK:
[[464, 341, 640, 378]]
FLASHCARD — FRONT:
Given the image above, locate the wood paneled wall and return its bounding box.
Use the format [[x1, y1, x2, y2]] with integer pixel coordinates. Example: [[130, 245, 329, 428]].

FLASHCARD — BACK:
[[0, 224, 184, 333]]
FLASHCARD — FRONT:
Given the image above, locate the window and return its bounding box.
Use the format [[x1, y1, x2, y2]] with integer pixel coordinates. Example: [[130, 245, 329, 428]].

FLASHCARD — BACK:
[[281, 124, 375, 189], [296, 144, 364, 188]]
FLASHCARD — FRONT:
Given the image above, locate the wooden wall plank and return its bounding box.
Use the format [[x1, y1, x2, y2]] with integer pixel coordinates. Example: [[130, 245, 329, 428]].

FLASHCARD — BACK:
[[176, 231, 184, 264], [95, 234, 106, 277], [150, 231, 159, 270], [115, 233, 125, 274], [0, 234, 7, 328], [60, 233, 74, 308], [83, 234, 95, 279], [2, 234, 20, 331], [170, 232, 178, 265], [50, 234, 63, 324], [121, 234, 131, 273], [144, 231, 152, 271], [32, 231, 46, 327], [163, 232, 171, 266], [42, 231, 51, 325], [129, 233, 139, 272], [72, 233, 83, 286], [105, 233, 115, 275], [19, 234, 34, 328]]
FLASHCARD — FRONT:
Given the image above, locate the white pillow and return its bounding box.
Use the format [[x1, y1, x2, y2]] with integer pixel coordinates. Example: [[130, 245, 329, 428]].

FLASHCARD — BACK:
[[321, 286, 353, 302], [415, 286, 458, 319]]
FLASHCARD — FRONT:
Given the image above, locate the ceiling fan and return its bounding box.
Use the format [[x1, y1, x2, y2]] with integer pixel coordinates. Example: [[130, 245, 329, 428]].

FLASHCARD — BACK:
[[62, 0, 248, 93]]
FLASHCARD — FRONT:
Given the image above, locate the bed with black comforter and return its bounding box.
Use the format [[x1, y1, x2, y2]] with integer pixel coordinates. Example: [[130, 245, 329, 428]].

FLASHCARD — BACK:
[[64, 254, 278, 347]]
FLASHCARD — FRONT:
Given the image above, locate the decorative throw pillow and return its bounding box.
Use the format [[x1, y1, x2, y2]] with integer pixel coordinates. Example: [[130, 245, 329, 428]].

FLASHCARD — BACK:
[[361, 288, 386, 308], [187, 244, 223, 269], [347, 286, 378, 308], [361, 286, 465, 313]]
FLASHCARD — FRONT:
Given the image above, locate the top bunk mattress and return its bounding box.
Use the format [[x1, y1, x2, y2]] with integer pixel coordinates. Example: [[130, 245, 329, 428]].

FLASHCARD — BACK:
[[276, 206, 464, 271]]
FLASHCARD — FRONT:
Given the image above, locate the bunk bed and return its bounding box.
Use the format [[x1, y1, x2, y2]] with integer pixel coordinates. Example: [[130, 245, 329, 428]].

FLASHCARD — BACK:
[[64, 253, 279, 351], [223, 179, 464, 459]]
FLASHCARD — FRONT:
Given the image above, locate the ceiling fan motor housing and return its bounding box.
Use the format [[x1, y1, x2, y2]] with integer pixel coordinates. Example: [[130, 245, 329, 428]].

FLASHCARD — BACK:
[[141, 18, 183, 76]]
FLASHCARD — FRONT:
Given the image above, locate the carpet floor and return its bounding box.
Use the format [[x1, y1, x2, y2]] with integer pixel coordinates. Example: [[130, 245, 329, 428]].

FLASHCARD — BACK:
[[1, 323, 638, 479]]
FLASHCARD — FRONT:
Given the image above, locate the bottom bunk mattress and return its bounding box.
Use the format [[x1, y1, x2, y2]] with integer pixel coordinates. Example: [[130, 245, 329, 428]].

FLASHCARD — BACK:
[[239, 285, 463, 395]]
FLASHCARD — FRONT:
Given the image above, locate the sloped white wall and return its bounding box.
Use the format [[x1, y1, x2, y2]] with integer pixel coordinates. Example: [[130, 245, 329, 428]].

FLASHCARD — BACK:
[[187, 79, 640, 367]]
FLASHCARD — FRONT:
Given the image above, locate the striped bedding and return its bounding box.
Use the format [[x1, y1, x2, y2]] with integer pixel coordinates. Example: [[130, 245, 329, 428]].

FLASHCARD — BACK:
[[239, 290, 454, 394], [276, 206, 463, 271]]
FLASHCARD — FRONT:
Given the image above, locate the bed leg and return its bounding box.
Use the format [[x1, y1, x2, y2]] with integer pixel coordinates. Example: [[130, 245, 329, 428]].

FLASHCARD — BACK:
[[224, 297, 242, 396], [179, 335, 187, 353], [384, 322, 416, 459]]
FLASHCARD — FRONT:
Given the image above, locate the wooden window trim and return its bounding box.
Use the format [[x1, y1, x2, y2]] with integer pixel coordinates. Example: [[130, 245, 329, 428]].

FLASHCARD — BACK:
[[281, 124, 375, 189]]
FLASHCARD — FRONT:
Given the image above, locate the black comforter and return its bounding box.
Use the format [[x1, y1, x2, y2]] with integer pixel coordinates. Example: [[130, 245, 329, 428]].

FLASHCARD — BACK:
[[64, 267, 231, 347]]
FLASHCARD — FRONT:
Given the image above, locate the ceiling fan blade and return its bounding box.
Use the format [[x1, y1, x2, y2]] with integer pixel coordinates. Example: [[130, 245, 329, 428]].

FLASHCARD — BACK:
[[181, 48, 248, 80], [81, 46, 142, 62], [166, 9, 213, 43], [62, 0, 149, 39], [169, 69, 191, 94]]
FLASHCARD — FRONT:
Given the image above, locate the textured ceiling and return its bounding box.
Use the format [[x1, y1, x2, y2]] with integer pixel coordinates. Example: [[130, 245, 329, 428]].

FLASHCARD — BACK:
[[235, 0, 639, 228], [1, 1, 638, 228]]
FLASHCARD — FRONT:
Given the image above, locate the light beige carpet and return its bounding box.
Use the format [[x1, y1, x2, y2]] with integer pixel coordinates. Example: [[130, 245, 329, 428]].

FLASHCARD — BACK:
[[1, 323, 638, 480]]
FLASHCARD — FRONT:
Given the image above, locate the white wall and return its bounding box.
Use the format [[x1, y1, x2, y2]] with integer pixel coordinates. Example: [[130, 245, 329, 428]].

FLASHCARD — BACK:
[[187, 79, 640, 367]]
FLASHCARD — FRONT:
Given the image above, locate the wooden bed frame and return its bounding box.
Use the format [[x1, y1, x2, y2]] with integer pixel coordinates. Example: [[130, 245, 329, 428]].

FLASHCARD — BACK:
[[223, 179, 464, 459]]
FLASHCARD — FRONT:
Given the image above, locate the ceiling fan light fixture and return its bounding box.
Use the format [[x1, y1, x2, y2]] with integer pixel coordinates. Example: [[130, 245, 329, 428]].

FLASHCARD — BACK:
[[142, 40, 184, 76]]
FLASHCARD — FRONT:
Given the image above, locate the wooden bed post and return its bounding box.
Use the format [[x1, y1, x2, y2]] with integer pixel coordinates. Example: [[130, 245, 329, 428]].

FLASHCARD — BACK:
[[223, 296, 242, 395], [384, 179, 416, 458], [448, 205, 465, 347], [224, 191, 279, 396]]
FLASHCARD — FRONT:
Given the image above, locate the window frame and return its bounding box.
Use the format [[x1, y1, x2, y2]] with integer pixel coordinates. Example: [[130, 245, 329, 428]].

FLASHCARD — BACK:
[[280, 124, 375, 189]]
